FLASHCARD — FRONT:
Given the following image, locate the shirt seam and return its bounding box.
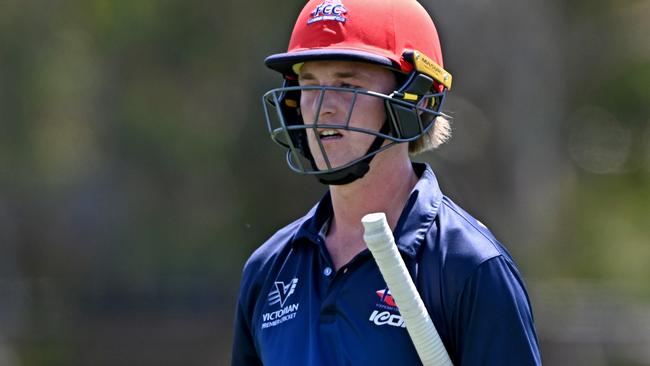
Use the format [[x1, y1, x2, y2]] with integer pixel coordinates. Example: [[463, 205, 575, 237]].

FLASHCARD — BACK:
[[441, 198, 501, 252]]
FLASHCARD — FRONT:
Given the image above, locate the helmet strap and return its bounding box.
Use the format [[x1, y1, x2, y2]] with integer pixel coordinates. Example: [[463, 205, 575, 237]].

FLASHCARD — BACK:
[[315, 122, 391, 185]]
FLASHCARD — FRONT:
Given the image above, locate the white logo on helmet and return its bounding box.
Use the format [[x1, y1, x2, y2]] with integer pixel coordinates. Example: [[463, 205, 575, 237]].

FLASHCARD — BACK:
[[308, 0, 348, 25]]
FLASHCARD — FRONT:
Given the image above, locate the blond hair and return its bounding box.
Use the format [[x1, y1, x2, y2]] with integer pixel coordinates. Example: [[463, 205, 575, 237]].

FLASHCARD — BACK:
[[408, 116, 452, 155]]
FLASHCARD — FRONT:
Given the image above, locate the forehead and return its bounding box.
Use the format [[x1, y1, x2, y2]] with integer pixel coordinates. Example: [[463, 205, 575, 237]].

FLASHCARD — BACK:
[[298, 60, 393, 80]]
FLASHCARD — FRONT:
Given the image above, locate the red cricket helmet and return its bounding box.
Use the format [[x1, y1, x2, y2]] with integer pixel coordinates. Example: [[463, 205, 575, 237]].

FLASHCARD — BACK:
[[265, 0, 450, 91]]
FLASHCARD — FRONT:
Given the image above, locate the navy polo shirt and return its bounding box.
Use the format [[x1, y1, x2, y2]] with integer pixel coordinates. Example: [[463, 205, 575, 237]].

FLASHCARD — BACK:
[[231, 163, 541, 365]]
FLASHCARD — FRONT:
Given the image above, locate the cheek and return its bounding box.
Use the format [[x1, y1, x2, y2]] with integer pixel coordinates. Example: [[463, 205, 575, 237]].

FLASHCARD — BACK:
[[351, 96, 386, 128], [300, 91, 318, 122]]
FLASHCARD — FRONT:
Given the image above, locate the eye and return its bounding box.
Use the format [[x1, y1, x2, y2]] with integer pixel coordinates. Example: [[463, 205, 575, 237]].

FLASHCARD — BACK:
[[300, 88, 319, 99], [340, 83, 361, 89]]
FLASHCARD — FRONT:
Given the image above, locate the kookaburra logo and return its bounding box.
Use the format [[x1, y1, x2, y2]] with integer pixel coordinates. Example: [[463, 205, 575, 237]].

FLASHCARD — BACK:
[[268, 278, 298, 307]]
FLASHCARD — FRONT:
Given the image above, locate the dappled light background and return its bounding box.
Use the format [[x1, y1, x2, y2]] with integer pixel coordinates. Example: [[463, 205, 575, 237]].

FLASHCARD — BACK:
[[0, 0, 648, 365]]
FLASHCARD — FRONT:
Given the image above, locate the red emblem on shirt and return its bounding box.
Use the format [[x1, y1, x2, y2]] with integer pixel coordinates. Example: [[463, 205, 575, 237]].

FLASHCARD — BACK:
[[376, 288, 397, 307]]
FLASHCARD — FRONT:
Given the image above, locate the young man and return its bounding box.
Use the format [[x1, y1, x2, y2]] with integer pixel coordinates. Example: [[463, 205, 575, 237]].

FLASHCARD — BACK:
[[231, 0, 541, 365]]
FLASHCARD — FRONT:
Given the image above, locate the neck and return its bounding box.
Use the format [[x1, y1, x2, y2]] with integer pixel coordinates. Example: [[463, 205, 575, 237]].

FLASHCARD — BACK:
[[324, 150, 418, 269]]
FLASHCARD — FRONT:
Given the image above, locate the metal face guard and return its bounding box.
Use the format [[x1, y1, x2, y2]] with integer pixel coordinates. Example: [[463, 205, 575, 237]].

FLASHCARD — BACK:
[[262, 84, 448, 176]]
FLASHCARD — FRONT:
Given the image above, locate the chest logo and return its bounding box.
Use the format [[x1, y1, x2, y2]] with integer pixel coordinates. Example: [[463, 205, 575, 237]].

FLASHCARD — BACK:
[[268, 278, 298, 307], [369, 287, 406, 328], [262, 277, 300, 330], [376, 288, 397, 307]]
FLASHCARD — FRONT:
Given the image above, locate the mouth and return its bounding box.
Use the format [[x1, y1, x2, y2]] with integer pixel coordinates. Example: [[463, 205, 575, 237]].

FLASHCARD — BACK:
[[318, 129, 343, 141]]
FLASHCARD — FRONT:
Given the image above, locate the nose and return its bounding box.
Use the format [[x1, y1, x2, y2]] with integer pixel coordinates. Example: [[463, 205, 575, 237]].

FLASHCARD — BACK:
[[311, 89, 349, 124], [317, 91, 337, 119]]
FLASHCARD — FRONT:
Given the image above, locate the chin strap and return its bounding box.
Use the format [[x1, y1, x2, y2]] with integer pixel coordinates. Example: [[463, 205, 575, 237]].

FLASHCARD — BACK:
[[315, 122, 391, 185]]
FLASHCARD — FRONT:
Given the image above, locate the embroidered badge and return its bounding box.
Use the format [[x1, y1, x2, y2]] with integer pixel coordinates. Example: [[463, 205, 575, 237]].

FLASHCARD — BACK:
[[369, 287, 406, 328], [308, 0, 348, 25], [268, 278, 299, 307], [261, 278, 300, 329]]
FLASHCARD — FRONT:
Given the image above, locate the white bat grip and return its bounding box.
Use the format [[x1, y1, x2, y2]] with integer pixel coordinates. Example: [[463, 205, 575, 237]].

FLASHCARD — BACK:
[[362, 212, 453, 366]]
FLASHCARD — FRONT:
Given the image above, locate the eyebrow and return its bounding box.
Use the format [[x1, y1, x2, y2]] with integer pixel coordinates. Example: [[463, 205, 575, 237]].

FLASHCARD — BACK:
[[299, 70, 360, 81]]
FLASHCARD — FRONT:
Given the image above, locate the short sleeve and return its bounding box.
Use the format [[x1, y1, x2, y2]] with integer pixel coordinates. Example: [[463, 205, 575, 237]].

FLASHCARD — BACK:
[[453, 255, 541, 365]]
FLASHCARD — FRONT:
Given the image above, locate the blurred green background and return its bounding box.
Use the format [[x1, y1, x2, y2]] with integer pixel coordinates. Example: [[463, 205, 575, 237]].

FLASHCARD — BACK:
[[0, 0, 648, 365]]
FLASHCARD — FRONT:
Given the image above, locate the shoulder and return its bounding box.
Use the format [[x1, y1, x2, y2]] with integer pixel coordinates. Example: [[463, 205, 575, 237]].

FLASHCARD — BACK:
[[240, 217, 306, 293], [236, 195, 327, 309], [423, 195, 522, 298], [437, 195, 514, 263], [235, 215, 307, 326]]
